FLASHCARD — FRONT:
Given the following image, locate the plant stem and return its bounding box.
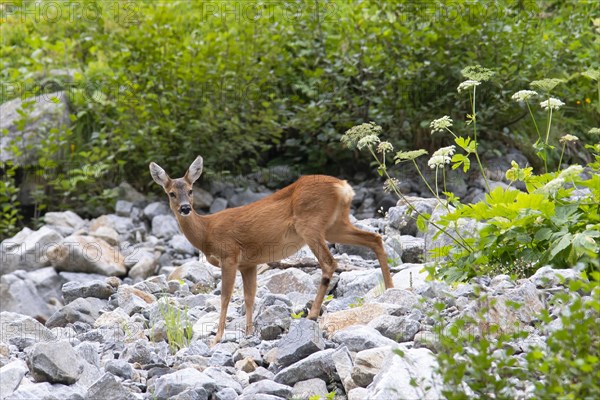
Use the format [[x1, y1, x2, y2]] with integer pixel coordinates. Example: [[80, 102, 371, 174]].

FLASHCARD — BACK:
[[471, 87, 491, 192], [526, 102, 541, 142], [558, 143, 566, 170], [368, 148, 472, 252], [442, 166, 447, 193], [543, 95, 552, 173]]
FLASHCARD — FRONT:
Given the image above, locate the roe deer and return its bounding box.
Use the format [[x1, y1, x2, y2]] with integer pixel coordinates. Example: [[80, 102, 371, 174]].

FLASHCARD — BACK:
[[149, 156, 394, 345]]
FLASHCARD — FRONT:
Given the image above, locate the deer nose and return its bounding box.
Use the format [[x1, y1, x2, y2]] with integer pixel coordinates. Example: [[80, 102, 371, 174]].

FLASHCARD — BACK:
[[179, 204, 192, 215]]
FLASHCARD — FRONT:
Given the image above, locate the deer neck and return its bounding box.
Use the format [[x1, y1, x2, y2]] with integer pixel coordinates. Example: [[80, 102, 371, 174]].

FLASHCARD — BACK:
[[174, 212, 208, 253]]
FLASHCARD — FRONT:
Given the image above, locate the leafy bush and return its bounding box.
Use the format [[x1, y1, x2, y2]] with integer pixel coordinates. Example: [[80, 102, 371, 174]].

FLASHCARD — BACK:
[[342, 67, 599, 282]]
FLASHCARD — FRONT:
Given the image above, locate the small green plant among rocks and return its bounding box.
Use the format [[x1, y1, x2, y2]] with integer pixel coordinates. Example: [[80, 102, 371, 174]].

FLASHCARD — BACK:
[[158, 300, 193, 354]]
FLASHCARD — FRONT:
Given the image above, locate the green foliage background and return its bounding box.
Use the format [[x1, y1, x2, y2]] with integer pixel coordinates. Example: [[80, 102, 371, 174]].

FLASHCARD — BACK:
[[1, 0, 598, 221]]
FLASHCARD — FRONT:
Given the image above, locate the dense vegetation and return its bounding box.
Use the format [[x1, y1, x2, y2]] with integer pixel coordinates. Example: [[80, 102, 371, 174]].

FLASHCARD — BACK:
[[2, 1, 598, 192]]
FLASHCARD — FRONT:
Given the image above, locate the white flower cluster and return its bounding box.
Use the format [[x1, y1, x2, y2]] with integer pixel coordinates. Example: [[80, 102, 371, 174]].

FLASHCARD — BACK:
[[430, 116, 453, 133], [428, 145, 455, 169], [537, 177, 565, 196], [357, 134, 380, 150], [540, 97, 565, 111], [511, 90, 538, 102], [384, 177, 400, 193], [559, 165, 583, 180], [457, 80, 481, 93], [377, 141, 394, 154], [559, 134, 579, 144]]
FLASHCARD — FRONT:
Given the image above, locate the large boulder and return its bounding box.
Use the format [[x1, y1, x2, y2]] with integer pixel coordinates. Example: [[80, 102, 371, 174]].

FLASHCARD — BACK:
[[0, 312, 56, 350], [28, 339, 83, 384], [153, 368, 217, 400], [0, 272, 56, 320], [1, 227, 63, 275], [273, 319, 325, 368], [47, 235, 126, 276]]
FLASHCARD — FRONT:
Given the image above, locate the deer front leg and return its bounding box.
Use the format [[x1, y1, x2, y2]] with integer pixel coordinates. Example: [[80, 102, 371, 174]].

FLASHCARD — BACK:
[[212, 258, 238, 347], [241, 265, 257, 337]]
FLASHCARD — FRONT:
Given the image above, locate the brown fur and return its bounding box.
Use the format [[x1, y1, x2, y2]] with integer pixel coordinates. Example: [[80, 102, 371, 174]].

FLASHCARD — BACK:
[[150, 157, 394, 345]]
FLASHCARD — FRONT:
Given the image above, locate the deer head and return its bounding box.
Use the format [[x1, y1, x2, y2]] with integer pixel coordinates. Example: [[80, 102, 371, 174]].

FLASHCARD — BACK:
[[149, 156, 204, 217]]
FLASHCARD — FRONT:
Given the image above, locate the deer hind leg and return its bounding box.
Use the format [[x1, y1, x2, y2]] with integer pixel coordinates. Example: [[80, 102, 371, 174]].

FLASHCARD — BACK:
[[240, 265, 257, 337], [212, 257, 238, 347], [299, 233, 337, 320], [327, 220, 394, 289]]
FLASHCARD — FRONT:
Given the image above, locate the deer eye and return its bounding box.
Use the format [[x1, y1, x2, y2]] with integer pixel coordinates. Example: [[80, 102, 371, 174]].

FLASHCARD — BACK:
[[188, 190, 193, 196], [169, 192, 176, 198]]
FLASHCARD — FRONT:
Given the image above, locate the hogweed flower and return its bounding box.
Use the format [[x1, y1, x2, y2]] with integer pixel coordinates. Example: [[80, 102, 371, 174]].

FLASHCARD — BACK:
[[511, 90, 538, 102], [461, 65, 495, 82], [430, 116, 453, 133], [530, 78, 565, 92], [457, 80, 481, 93], [432, 145, 456, 158], [559, 134, 579, 144], [559, 165, 583, 180], [428, 154, 451, 169], [377, 141, 394, 154], [540, 97, 565, 111], [588, 127, 600, 136], [357, 134, 380, 150], [395, 149, 428, 163], [383, 178, 400, 193], [536, 177, 565, 196], [342, 122, 382, 149]]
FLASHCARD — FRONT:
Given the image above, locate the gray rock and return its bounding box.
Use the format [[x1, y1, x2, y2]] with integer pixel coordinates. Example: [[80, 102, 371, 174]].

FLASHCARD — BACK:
[[209, 198, 228, 214], [154, 368, 217, 400], [128, 252, 158, 281], [0, 312, 56, 350], [530, 266, 580, 289], [233, 347, 262, 365], [274, 319, 325, 368], [254, 305, 292, 340], [368, 315, 420, 342], [237, 394, 286, 400], [348, 387, 370, 400], [43, 211, 85, 234], [486, 281, 544, 333], [0, 359, 29, 398], [152, 214, 180, 238], [104, 359, 134, 380], [365, 346, 442, 399], [0, 272, 55, 320], [117, 285, 154, 316], [86, 372, 136, 400], [115, 200, 134, 217], [249, 366, 275, 383], [292, 378, 328, 400], [168, 261, 216, 290], [351, 346, 390, 387], [1, 226, 62, 274], [117, 182, 146, 203], [1, 91, 70, 165], [90, 214, 135, 236], [367, 288, 420, 315], [28, 339, 83, 384], [242, 380, 293, 398], [203, 367, 243, 394], [332, 345, 354, 393], [144, 202, 170, 220], [214, 387, 237, 400], [6, 380, 85, 400], [194, 187, 214, 209], [258, 269, 316, 295], [331, 325, 397, 352], [210, 350, 234, 367], [397, 235, 425, 263], [388, 197, 438, 236], [46, 297, 106, 328], [335, 269, 384, 299], [423, 204, 483, 262], [229, 188, 270, 208], [26, 266, 65, 303], [47, 235, 126, 276], [169, 234, 197, 255], [274, 349, 337, 386], [61, 279, 115, 303]]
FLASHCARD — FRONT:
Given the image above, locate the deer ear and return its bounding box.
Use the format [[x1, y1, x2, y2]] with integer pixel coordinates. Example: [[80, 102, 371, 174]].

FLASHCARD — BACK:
[[149, 162, 170, 188], [185, 156, 204, 184]]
